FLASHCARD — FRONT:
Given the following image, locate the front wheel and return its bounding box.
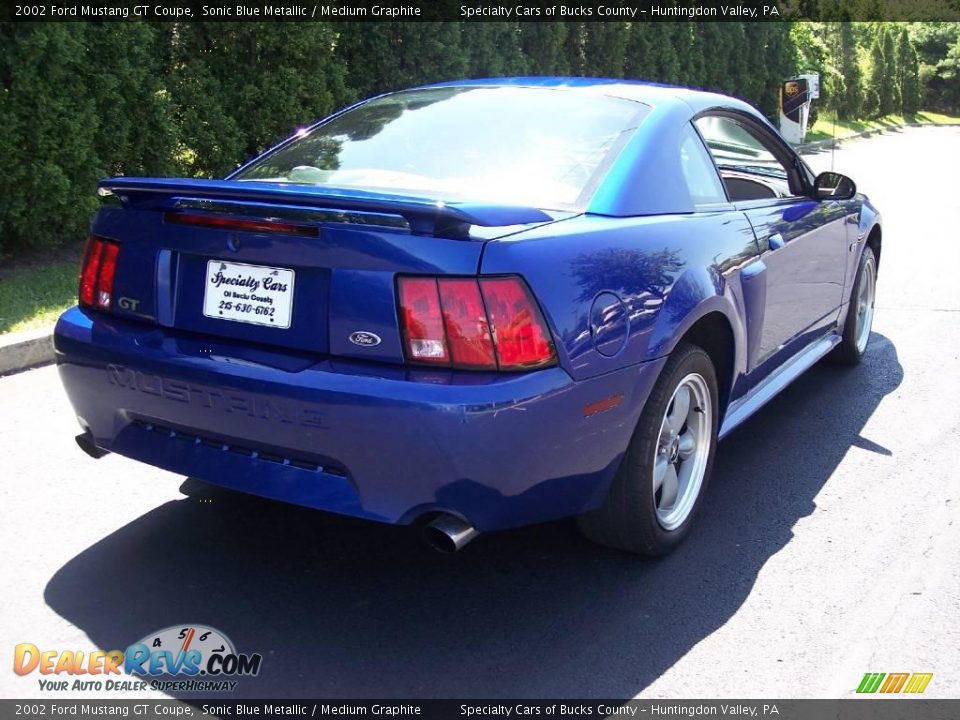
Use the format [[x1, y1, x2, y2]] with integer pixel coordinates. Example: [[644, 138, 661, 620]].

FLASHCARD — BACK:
[[829, 246, 877, 365], [577, 343, 719, 555]]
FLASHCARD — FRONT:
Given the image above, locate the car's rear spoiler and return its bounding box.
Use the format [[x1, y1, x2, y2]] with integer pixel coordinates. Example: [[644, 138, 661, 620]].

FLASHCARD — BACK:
[[98, 177, 556, 238]]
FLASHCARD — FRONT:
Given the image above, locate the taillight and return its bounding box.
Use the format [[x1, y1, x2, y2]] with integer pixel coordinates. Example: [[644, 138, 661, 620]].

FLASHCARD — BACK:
[[78, 236, 101, 307], [78, 236, 121, 311], [398, 278, 448, 364], [397, 276, 555, 371], [479, 278, 555, 369], [439, 279, 496, 368]]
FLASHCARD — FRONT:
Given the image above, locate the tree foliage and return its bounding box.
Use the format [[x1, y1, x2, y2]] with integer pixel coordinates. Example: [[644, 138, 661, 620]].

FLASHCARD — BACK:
[[837, 22, 865, 119], [171, 23, 349, 176], [916, 22, 960, 112], [867, 31, 887, 117], [0, 21, 953, 258], [881, 27, 902, 114], [899, 29, 923, 113]]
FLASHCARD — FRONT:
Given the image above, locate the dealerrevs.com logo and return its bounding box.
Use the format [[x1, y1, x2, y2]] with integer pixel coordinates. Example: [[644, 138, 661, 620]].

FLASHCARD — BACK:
[[14, 625, 262, 693]]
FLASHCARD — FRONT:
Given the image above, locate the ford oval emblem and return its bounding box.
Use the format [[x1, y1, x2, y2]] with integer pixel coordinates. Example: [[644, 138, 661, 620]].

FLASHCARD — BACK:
[[349, 331, 382, 347]]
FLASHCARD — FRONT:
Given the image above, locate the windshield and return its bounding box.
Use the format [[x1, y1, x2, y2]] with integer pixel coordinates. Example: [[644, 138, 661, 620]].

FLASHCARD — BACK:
[[233, 86, 649, 210]]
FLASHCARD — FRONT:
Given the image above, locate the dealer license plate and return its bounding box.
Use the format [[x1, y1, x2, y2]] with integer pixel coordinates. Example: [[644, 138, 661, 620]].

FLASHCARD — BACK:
[[202, 260, 295, 329]]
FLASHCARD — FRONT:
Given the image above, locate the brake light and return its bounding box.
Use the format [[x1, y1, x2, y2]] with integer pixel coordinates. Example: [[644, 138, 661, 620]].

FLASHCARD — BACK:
[[78, 236, 121, 311], [397, 276, 555, 371], [164, 212, 319, 237]]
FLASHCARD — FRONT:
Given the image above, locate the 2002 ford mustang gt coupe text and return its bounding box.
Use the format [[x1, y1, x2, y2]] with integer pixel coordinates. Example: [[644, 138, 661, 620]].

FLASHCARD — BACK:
[[55, 78, 881, 555]]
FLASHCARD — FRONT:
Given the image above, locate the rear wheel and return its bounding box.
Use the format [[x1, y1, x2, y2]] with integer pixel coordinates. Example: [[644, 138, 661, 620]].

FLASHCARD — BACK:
[[829, 246, 877, 365], [577, 343, 719, 555]]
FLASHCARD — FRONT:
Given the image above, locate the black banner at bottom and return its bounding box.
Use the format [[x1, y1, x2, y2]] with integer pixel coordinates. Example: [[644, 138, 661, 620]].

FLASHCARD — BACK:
[[2, 699, 959, 720]]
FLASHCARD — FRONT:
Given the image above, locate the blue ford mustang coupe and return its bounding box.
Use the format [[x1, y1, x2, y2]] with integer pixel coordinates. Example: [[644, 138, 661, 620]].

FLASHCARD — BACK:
[[55, 78, 881, 555]]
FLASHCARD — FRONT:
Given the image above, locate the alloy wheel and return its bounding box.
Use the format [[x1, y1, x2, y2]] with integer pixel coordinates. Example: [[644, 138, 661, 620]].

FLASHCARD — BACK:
[[653, 373, 713, 531]]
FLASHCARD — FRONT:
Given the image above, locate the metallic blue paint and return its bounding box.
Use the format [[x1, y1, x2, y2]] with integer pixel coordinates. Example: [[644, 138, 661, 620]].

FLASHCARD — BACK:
[[55, 78, 881, 533], [56, 307, 665, 530], [102, 177, 558, 230]]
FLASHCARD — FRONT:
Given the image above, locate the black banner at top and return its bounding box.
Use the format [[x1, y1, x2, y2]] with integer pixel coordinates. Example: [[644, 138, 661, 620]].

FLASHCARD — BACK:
[[4, 0, 960, 22]]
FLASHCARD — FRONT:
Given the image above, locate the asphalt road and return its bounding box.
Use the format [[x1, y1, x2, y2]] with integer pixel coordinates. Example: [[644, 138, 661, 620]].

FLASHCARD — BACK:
[[1, 126, 958, 701]]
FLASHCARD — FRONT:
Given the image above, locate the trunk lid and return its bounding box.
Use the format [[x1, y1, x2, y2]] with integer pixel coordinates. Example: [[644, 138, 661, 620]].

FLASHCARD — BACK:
[[95, 178, 567, 363]]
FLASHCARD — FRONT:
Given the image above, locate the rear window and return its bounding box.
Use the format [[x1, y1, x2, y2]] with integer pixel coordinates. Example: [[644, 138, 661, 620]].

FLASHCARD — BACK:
[[234, 86, 649, 210]]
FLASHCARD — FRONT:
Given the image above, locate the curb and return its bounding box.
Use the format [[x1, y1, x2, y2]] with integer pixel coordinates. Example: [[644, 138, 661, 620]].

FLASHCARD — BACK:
[[0, 326, 56, 377], [796, 121, 960, 153]]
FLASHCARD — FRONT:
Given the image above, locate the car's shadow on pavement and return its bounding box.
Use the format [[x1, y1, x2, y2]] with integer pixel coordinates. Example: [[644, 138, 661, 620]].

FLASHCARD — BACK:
[[45, 334, 902, 699]]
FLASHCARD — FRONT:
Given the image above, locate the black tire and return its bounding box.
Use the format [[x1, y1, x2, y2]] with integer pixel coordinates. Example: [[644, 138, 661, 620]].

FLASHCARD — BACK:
[[577, 343, 719, 556], [828, 246, 877, 366]]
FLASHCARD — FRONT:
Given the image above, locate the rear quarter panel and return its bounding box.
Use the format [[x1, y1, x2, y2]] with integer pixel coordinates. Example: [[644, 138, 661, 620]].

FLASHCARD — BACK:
[[480, 212, 760, 394]]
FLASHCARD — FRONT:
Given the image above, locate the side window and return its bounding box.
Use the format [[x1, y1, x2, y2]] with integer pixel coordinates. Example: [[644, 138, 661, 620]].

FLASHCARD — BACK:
[[694, 115, 800, 202], [678, 123, 727, 207]]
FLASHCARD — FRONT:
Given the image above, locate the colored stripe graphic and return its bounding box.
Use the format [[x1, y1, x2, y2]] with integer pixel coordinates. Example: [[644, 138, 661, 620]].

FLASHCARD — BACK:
[[903, 673, 933, 694], [880, 673, 909, 693], [857, 673, 886, 693], [181, 627, 196, 652], [857, 672, 933, 694]]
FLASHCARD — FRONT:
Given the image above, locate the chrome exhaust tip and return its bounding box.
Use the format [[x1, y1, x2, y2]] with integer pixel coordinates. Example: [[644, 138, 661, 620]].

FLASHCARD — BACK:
[[423, 514, 480, 553], [75, 431, 109, 459]]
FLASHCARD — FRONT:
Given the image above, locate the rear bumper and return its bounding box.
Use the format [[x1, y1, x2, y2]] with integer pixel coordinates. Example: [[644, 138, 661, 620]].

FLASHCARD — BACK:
[[54, 307, 665, 531]]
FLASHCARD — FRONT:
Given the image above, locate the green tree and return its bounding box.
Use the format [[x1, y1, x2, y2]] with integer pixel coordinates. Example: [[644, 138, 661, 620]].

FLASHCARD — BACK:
[[519, 23, 569, 75], [461, 23, 526, 77], [0, 20, 830, 259], [337, 23, 466, 101], [172, 23, 349, 177], [724, 23, 750, 98], [698, 22, 727, 91], [881, 27, 901, 114], [649, 23, 681, 85], [84, 23, 177, 176], [910, 21, 959, 67], [863, 87, 881, 116], [623, 24, 653, 80], [836, 22, 864, 119], [898, 29, 923, 114], [929, 37, 960, 112], [0, 24, 99, 255], [867, 31, 887, 117], [791, 22, 833, 124], [583, 22, 628, 78], [563, 22, 587, 76], [763, 23, 797, 119], [739, 23, 771, 106], [677, 23, 704, 87]]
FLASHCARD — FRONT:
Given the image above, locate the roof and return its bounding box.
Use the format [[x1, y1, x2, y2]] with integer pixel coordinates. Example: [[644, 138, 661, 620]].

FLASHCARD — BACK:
[[419, 76, 757, 116], [416, 77, 774, 216]]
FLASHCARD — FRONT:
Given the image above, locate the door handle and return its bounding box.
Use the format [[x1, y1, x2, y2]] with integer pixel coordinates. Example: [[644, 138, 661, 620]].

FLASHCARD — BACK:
[[768, 233, 785, 250]]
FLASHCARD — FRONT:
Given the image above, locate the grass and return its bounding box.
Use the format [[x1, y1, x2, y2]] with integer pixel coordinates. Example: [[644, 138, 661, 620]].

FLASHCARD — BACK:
[[0, 257, 79, 335], [806, 110, 960, 143]]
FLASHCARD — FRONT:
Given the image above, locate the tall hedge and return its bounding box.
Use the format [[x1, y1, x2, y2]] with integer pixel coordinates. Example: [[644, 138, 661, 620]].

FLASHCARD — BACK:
[[0, 21, 814, 258], [171, 23, 350, 177], [837, 22, 864, 120]]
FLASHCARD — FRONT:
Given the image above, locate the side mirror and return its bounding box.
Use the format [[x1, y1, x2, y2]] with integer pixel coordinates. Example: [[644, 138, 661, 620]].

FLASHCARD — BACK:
[[813, 171, 856, 201]]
